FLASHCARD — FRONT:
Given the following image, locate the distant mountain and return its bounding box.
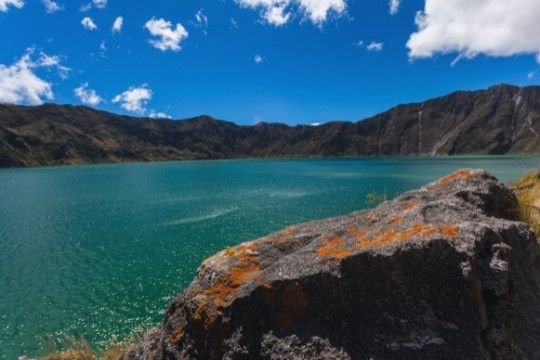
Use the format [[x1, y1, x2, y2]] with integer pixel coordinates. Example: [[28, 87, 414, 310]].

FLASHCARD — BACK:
[[1, 84, 539, 167]]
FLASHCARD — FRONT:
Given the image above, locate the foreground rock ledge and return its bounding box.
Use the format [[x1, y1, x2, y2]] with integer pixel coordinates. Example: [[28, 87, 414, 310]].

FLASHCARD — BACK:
[[125, 169, 540, 360]]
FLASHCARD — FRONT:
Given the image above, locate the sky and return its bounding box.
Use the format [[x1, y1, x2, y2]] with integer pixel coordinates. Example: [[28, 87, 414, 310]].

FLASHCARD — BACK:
[[1, 0, 540, 125]]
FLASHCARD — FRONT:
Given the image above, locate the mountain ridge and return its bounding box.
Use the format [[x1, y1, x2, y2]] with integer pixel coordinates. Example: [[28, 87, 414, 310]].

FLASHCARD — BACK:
[[1, 84, 539, 167]]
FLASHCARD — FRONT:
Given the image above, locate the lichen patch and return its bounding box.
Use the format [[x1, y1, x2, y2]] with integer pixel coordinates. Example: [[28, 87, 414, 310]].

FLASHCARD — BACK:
[[401, 201, 417, 211], [205, 243, 262, 309], [274, 226, 295, 245], [356, 223, 460, 249], [439, 170, 474, 186], [316, 235, 353, 261]]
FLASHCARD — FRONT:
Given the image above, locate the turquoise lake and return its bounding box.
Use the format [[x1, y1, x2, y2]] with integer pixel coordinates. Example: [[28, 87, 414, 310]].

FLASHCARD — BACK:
[[1, 156, 540, 358]]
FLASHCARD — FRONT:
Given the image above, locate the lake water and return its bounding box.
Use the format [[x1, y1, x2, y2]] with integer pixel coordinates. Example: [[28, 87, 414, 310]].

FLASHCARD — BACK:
[[1, 156, 539, 358]]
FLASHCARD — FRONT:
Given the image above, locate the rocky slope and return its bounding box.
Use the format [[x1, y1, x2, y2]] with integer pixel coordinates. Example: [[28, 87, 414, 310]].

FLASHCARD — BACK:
[[124, 169, 540, 359], [1, 84, 540, 167]]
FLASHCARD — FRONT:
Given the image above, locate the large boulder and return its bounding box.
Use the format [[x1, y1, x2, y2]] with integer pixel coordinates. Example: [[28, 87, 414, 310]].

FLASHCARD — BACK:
[[125, 169, 540, 360]]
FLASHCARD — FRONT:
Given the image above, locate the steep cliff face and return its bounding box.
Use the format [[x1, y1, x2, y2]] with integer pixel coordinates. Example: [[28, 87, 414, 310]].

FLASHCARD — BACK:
[[124, 170, 540, 360], [1, 84, 540, 167]]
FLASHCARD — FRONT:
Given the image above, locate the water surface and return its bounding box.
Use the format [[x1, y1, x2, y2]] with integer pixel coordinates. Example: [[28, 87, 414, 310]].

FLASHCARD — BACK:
[[1, 156, 539, 358]]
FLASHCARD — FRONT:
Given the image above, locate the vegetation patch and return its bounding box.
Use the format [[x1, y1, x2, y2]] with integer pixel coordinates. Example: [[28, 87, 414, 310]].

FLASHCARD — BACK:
[[365, 190, 388, 207], [513, 169, 540, 238], [39, 328, 147, 360]]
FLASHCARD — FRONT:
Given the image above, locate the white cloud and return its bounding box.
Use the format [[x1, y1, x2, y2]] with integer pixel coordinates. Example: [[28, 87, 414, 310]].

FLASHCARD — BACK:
[[298, 0, 346, 24], [528, 71, 537, 80], [81, 17, 97, 30], [144, 17, 188, 52], [235, 0, 346, 26], [35, 52, 71, 79], [0, 0, 23, 12], [74, 83, 103, 106], [113, 85, 152, 114], [42, 0, 62, 13], [80, 0, 105, 12], [79, 2, 91, 11], [93, 0, 106, 9], [195, 9, 208, 27], [367, 41, 383, 52], [112, 16, 123, 33], [0, 49, 68, 105], [230, 17, 239, 28], [389, 0, 400, 15], [149, 111, 172, 119], [407, 0, 540, 64], [254, 54, 263, 63]]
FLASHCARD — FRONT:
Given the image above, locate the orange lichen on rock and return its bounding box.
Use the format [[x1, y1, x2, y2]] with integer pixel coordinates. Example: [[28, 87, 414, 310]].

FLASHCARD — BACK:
[[170, 326, 185, 346], [255, 273, 272, 289], [192, 298, 221, 333], [274, 226, 295, 245], [347, 225, 367, 240], [357, 223, 460, 249], [365, 213, 380, 223], [440, 224, 460, 237], [317, 235, 353, 261], [388, 215, 404, 225], [401, 201, 416, 211], [205, 243, 262, 309], [439, 170, 474, 186]]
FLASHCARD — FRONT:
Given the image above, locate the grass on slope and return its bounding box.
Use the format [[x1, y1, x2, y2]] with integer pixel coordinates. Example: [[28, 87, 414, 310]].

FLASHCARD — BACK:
[[513, 169, 540, 238], [39, 327, 147, 360]]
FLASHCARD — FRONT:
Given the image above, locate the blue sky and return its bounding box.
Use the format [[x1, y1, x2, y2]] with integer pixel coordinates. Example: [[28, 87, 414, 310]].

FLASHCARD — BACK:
[[1, 0, 539, 125]]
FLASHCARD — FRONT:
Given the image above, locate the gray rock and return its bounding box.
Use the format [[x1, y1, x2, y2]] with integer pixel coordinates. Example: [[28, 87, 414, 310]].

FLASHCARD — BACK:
[[125, 169, 540, 359]]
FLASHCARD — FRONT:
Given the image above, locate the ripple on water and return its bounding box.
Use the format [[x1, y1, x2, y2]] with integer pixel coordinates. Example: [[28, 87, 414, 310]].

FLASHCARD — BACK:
[[162, 207, 239, 226]]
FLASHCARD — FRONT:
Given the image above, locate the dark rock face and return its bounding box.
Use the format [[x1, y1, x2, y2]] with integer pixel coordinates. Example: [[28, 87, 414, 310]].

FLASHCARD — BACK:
[[124, 170, 540, 360], [1, 84, 540, 167]]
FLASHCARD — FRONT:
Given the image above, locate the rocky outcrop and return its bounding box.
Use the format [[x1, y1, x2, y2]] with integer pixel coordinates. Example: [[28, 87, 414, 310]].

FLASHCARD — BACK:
[[1, 84, 540, 167], [124, 170, 540, 360]]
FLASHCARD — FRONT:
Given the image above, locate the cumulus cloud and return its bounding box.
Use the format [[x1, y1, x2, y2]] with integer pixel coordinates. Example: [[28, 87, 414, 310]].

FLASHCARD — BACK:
[[149, 111, 172, 119], [113, 85, 152, 114], [144, 17, 188, 52], [407, 0, 540, 63], [42, 0, 63, 13], [0, 0, 23, 12], [112, 16, 123, 33], [367, 41, 383, 52], [74, 83, 103, 106], [389, 0, 400, 15], [0, 49, 69, 105], [235, 0, 346, 26], [254, 54, 263, 63], [81, 17, 97, 30]]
